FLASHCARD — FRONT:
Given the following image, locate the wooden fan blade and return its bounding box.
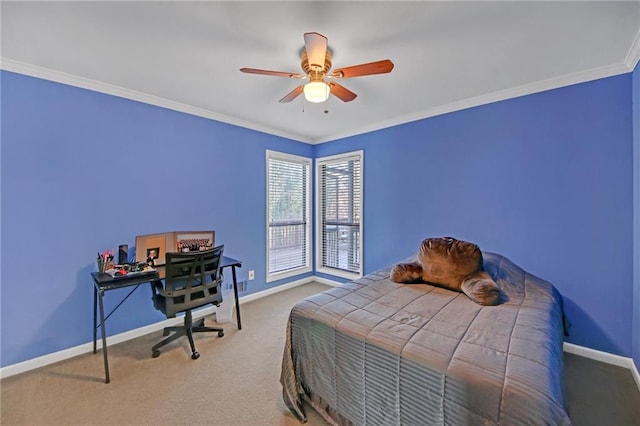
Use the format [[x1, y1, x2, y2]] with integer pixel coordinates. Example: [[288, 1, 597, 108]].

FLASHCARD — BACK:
[[279, 85, 304, 103], [330, 59, 394, 78], [304, 32, 328, 70], [328, 82, 357, 102], [240, 68, 304, 79]]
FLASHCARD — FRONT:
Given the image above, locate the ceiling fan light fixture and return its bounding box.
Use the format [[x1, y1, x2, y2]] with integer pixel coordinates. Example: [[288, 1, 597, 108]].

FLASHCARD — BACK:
[[240, 32, 393, 105], [304, 81, 329, 103]]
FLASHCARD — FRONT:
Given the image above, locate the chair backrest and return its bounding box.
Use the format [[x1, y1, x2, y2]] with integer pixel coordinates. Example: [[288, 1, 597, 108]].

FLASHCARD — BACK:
[[160, 245, 225, 318]]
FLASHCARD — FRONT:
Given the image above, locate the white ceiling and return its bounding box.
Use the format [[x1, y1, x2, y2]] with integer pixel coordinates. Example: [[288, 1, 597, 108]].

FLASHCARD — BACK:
[[2, 1, 639, 144]]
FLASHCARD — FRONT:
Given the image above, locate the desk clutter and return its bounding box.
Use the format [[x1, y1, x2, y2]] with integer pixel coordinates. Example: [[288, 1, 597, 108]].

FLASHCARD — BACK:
[[96, 250, 114, 273], [106, 262, 154, 278], [96, 229, 214, 275], [97, 249, 154, 277]]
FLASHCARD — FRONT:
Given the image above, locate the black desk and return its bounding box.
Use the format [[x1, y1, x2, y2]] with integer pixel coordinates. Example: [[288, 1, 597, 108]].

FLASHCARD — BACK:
[[92, 255, 242, 383]]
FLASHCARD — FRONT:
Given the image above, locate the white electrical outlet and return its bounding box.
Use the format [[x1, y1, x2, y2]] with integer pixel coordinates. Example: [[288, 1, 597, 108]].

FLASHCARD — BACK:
[[248, 270, 255, 280]]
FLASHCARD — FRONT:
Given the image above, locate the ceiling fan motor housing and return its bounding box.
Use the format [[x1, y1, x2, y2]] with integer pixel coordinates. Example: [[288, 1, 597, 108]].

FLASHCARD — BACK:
[[301, 50, 332, 77]]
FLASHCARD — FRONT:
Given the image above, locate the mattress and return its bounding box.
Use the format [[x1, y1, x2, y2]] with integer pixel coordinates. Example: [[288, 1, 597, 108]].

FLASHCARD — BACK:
[[280, 252, 571, 425]]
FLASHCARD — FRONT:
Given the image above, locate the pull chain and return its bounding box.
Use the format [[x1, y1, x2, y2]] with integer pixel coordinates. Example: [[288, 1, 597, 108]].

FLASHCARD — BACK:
[[324, 83, 329, 114]]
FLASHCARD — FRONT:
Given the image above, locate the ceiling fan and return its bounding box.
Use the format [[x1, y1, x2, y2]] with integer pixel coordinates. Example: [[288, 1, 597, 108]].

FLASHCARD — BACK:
[[240, 32, 394, 104]]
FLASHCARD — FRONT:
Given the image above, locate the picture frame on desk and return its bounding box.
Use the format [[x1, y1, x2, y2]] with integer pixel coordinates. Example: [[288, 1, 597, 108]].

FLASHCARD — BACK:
[[175, 231, 215, 253], [135, 232, 170, 266]]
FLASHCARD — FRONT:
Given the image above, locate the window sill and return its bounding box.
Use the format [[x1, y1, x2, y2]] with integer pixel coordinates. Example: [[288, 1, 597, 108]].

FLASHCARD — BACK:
[[316, 267, 361, 281]]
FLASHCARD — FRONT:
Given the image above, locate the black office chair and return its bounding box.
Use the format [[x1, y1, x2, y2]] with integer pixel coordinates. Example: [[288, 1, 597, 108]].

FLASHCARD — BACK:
[[151, 245, 225, 360]]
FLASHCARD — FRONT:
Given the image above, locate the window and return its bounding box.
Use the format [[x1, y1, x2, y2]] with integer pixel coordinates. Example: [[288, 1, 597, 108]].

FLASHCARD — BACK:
[[266, 151, 312, 281], [316, 151, 363, 279]]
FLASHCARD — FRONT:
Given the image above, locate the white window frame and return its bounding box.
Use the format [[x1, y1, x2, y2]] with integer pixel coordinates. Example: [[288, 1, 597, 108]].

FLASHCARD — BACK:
[[315, 150, 364, 279], [266, 150, 312, 282]]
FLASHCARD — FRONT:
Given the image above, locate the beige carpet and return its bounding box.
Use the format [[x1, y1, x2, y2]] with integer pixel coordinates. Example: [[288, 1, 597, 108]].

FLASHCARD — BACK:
[[1, 281, 639, 425], [1, 282, 332, 426]]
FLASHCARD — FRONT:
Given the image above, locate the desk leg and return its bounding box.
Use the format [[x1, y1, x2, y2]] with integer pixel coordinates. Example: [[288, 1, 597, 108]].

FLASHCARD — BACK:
[[97, 290, 110, 383], [231, 266, 242, 330], [93, 287, 98, 354]]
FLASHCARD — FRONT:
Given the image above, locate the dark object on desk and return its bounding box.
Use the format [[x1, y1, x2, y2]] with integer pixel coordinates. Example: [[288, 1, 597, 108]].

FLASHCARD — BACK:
[[124, 261, 149, 273], [150, 245, 225, 360], [118, 244, 128, 264]]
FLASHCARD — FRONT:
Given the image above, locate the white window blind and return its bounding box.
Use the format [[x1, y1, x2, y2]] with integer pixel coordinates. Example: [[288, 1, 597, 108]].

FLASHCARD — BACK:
[[266, 151, 311, 281], [316, 151, 363, 278]]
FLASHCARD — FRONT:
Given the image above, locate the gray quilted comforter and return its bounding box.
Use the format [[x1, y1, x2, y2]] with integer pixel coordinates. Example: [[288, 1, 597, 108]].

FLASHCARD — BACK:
[[281, 252, 571, 425]]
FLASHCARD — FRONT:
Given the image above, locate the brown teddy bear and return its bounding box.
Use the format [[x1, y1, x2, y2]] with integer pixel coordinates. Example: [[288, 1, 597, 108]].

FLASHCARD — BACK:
[[390, 236, 500, 306]]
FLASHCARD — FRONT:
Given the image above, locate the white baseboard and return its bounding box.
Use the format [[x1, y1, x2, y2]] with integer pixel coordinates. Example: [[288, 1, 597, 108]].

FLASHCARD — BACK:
[[563, 342, 631, 367], [0, 309, 213, 380], [311, 276, 342, 287], [0, 276, 329, 379], [236, 275, 316, 304], [632, 360, 640, 391], [563, 342, 640, 391], [2, 280, 638, 388]]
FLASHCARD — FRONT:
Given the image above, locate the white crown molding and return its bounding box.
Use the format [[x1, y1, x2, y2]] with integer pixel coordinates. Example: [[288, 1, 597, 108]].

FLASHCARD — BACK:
[[625, 28, 640, 70], [0, 58, 312, 144], [1, 57, 635, 146], [314, 62, 633, 144]]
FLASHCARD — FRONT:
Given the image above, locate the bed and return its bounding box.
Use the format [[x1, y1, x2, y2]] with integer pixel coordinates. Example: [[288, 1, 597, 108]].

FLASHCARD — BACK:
[[280, 252, 571, 425]]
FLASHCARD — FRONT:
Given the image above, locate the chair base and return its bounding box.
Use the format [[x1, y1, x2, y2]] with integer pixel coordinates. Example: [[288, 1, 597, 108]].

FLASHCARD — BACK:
[[152, 310, 223, 359]]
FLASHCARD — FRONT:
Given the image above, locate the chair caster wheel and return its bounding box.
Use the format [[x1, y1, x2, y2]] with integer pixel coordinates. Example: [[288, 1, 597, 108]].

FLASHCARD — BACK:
[[191, 351, 200, 360], [152, 350, 161, 358], [218, 331, 224, 337]]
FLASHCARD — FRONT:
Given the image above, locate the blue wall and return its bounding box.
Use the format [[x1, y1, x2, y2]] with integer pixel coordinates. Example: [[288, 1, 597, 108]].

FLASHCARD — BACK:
[[1, 68, 636, 368], [633, 61, 640, 371], [0, 71, 312, 367], [315, 75, 634, 357]]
